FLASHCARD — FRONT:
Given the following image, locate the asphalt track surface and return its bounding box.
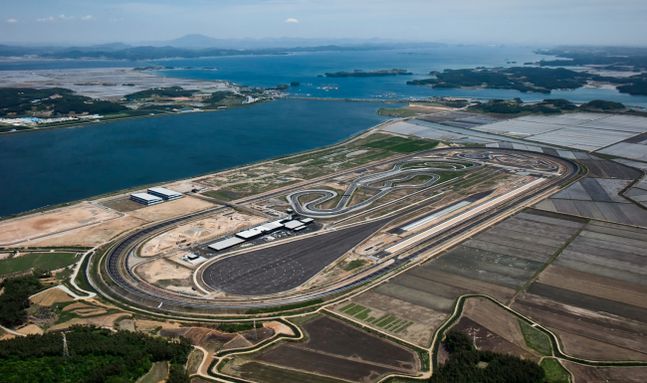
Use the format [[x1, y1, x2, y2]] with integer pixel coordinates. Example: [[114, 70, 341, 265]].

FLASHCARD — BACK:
[[94, 148, 581, 315], [202, 218, 390, 295], [287, 159, 473, 218]]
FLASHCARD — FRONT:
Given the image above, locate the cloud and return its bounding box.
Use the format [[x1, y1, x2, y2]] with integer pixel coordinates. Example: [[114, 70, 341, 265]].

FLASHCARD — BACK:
[[6, 18, 18, 24], [80, 15, 94, 21], [284, 17, 300, 24], [37, 14, 75, 22]]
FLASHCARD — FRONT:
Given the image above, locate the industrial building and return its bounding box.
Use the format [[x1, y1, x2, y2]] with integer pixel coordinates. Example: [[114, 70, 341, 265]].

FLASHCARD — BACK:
[[236, 227, 266, 239], [283, 219, 306, 230], [207, 217, 313, 253], [130, 192, 163, 206], [208, 237, 245, 251], [148, 187, 183, 200]]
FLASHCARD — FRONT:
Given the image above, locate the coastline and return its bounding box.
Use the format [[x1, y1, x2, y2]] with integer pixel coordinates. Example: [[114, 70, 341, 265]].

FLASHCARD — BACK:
[[0, 117, 396, 221]]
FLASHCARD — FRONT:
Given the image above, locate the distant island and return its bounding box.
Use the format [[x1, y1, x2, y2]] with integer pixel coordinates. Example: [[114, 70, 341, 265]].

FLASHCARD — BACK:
[[324, 68, 412, 77], [535, 46, 647, 72], [407, 66, 647, 96]]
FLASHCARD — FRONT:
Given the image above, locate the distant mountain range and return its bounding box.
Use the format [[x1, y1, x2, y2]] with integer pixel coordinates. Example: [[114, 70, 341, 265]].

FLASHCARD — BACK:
[[0, 34, 446, 60]]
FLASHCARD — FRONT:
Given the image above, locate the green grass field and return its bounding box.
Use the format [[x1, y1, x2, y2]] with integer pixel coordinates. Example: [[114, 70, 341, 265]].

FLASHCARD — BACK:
[[0, 252, 78, 276], [540, 358, 571, 383], [518, 319, 552, 356]]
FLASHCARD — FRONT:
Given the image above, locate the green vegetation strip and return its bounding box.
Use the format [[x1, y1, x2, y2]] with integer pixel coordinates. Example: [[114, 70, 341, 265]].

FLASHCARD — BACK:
[[0, 252, 78, 276], [518, 319, 553, 356], [540, 358, 571, 383]]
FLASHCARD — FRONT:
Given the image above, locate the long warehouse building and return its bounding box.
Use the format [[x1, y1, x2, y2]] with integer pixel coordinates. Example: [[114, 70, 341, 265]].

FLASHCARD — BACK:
[[130, 192, 163, 205], [148, 187, 183, 200]]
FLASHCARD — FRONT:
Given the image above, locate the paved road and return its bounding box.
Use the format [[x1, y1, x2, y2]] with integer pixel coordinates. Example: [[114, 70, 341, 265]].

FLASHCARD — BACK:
[[202, 218, 390, 295], [93, 148, 580, 316], [287, 159, 474, 218]]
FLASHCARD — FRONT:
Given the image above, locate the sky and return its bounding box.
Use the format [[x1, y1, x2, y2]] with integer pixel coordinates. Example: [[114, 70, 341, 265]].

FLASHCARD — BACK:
[[2, 0, 647, 46]]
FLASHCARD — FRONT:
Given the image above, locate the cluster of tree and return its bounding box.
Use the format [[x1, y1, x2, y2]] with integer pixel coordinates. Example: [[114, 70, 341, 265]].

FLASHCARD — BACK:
[[324, 68, 412, 77], [536, 47, 647, 71], [469, 98, 625, 115], [0, 88, 126, 117], [0, 326, 192, 383], [124, 86, 196, 101], [407, 67, 592, 94], [614, 74, 647, 96], [0, 275, 43, 327], [430, 331, 545, 383], [207, 90, 247, 106], [216, 321, 263, 333]]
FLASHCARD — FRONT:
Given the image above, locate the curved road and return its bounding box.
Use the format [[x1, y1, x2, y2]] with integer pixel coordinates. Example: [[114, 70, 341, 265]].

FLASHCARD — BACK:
[[287, 159, 475, 218], [91, 148, 581, 317]]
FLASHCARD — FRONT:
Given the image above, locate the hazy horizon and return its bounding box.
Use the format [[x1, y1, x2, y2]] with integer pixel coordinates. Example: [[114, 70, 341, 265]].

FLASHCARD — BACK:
[[2, 0, 647, 47]]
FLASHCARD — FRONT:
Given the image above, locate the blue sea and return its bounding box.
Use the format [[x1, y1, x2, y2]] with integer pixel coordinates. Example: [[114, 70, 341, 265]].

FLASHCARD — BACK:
[[2, 45, 647, 216], [0, 99, 388, 216]]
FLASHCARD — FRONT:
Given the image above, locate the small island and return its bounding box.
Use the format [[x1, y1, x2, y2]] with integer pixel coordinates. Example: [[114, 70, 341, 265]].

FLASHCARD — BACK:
[[406, 66, 647, 96], [324, 68, 412, 77]]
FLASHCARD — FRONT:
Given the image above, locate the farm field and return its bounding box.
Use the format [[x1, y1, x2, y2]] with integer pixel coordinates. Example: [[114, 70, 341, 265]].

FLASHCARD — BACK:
[[226, 315, 420, 382], [535, 155, 647, 227], [334, 209, 585, 346], [512, 219, 647, 361]]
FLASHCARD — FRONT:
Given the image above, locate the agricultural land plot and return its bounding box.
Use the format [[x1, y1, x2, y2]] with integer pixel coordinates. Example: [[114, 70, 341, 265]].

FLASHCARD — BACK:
[[0, 202, 121, 246], [535, 157, 647, 227], [451, 297, 543, 361], [599, 132, 647, 161], [512, 220, 647, 361], [625, 175, 647, 209], [383, 119, 500, 145], [473, 113, 647, 152], [334, 209, 585, 347], [561, 361, 647, 383], [227, 361, 345, 383], [243, 315, 420, 382]]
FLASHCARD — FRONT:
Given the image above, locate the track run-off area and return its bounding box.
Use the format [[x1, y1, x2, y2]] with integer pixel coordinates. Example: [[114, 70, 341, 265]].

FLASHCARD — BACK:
[[89, 147, 581, 319]]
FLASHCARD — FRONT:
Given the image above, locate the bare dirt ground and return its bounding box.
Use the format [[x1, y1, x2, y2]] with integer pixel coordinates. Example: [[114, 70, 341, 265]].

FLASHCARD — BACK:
[[562, 361, 647, 383], [0, 202, 120, 246], [127, 196, 215, 222], [263, 321, 295, 337], [30, 287, 75, 307], [140, 209, 264, 257], [24, 215, 147, 247], [12, 196, 216, 248], [136, 258, 193, 285], [16, 324, 44, 336]]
